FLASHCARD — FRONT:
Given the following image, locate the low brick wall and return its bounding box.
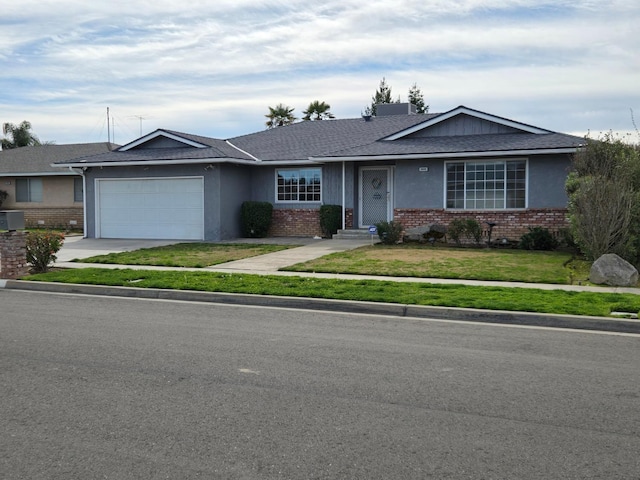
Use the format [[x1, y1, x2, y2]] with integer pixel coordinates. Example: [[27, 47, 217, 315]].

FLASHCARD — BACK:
[[269, 208, 355, 237], [269, 208, 323, 237], [394, 208, 569, 241], [0, 231, 29, 279], [22, 207, 83, 230]]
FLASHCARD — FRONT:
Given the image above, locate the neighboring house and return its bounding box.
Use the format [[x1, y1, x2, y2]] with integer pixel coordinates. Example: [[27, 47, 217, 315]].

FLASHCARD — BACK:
[[54, 105, 584, 242], [0, 143, 117, 229]]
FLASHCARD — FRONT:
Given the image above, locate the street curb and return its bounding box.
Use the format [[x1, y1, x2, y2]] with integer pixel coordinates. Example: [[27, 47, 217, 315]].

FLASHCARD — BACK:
[[3, 280, 640, 334]]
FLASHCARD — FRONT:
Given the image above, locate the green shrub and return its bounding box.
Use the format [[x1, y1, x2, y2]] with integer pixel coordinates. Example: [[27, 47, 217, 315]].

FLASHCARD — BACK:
[[375, 220, 403, 245], [448, 218, 482, 245], [518, 227, 559, 251], [240, 201, 273, 238], [0, 189, 7, 207], [319, 204, 342, 238], [26, 231, 65, 273]]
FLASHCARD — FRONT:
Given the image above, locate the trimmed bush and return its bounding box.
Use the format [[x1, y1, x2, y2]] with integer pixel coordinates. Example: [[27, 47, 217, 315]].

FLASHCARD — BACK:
[[0, 189, 7, 208], [375, 220, 403, 245], [240, 201, 273, 238], [26, 231, 65, 273], [448, 218, 482, 245], [319, 204, 342, 238], [518, 227, 559, 251]]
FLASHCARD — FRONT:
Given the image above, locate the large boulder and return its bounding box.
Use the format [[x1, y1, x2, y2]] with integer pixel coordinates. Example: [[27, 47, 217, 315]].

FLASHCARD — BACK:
[[589, 254, 639, 287]]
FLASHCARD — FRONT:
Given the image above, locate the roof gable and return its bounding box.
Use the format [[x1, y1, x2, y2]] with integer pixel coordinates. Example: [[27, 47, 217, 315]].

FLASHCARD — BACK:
[[118, 130, 212, 151], [384, 106, 551, 141]]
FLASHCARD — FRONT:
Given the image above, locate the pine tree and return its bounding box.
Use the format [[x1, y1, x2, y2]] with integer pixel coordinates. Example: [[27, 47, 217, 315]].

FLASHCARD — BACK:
[[370, 77, 399, 115], [408, 83, 429, 114]]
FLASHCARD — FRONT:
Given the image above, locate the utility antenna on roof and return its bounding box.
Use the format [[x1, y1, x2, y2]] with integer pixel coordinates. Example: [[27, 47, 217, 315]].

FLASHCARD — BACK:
[[130, 115, 150, 136], [107, 107, 111, 143]]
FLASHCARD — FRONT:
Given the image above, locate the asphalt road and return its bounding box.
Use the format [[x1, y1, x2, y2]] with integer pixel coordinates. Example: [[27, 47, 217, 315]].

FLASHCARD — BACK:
[[2, 290, 639, 479]]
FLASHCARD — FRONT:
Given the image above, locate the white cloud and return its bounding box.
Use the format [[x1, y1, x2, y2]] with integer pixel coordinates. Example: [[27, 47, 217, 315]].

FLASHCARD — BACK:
[[1, 0, 638, 144]]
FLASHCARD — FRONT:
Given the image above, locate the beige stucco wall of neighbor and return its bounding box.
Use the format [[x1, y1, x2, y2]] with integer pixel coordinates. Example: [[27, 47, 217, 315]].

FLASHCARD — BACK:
[[0, 176, 83, 229]]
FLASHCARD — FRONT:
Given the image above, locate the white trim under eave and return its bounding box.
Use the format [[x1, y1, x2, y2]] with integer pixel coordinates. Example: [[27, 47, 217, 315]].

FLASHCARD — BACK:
[[311, 147, 580, 162], [52, 158, 322, 169], [5, 171, 79, 176]]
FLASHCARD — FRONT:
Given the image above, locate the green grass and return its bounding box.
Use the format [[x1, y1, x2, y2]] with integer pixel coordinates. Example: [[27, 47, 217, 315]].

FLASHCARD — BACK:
[[284, 244, 592, 285], [73, 242, 296, 268], [24, 267, 640, 317]]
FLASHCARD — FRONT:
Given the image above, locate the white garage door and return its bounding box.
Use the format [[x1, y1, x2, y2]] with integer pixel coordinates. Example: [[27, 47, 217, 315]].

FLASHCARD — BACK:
[[97, 177, 204, 240]]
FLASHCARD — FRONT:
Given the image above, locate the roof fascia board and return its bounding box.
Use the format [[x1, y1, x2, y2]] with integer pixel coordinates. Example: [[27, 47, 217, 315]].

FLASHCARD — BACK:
[[53, 158, 258, 168], [0, 171, 78, 177], [54, 158, 320, 168], [119, 130, 209, 151], [312, 147, 579, 162], [384, 106, 551, 141]]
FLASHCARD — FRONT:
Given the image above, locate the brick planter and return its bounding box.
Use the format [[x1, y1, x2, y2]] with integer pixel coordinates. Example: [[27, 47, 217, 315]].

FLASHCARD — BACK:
[[0, 231, 29, 279]]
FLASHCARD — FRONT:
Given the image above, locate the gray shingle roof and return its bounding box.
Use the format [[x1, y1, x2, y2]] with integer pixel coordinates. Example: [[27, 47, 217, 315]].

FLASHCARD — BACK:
[[49, 108, 586, 167], [229, 114, 438, 161], [314, 132, 585, 158], [0, 142, 118, 174]]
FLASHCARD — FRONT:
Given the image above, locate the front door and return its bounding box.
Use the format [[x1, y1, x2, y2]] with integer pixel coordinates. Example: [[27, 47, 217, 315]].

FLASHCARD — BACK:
[[359, 167, 393, 228]]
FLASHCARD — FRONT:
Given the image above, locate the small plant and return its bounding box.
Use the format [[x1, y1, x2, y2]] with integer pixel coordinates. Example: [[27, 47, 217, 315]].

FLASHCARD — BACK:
[[448, 218, 482, 245], [240, 201, 273, 238], [518, 227, 559, 251], [319, 204, 341, 238], [0, 189, 8, 208], [26, 231, 65, 273], [375, 220, 403, 245]]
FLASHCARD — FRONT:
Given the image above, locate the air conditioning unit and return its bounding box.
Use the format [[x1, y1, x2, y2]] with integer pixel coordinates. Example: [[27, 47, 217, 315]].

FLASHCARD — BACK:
[[0, 211, 25, 231]]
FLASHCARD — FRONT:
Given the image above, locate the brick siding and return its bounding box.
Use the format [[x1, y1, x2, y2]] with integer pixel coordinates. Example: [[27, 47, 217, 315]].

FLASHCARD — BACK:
[[269, 208, 355, 237], [21, 207, 84, 230], [394, 208, 569, 242], [269, 209, 323, 237]]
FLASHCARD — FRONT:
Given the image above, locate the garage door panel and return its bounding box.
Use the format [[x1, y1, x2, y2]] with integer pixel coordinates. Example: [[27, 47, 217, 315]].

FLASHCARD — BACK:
[[98, 178, 204, 240]]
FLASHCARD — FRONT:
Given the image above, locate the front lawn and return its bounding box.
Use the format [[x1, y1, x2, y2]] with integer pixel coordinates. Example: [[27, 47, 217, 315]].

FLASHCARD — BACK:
[[24, 268, 640, 317], [74, 242, 297, 268], [284, 244, 591, 285]]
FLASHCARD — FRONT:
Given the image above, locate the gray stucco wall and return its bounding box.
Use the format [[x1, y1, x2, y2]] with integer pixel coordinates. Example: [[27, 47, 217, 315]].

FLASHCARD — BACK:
[[394, 158, 444, 209], [527, 154, 571, 208], [218, 164, 251, 239]]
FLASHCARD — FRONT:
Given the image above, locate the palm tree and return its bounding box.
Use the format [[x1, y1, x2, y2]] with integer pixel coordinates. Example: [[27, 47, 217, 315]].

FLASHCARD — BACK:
[[302, 101, 335, 121], [265, 104, 297, 129], [1, 121, 52, 149]]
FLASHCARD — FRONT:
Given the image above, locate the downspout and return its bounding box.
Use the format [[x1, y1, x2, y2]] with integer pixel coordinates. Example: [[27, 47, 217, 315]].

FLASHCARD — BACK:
[[69, 167, 87, 238], [342, 161, 346, 230]]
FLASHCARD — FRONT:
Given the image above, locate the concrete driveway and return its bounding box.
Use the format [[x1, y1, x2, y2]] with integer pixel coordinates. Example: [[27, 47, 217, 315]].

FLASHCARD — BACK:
[[55, 236, 183, 263]]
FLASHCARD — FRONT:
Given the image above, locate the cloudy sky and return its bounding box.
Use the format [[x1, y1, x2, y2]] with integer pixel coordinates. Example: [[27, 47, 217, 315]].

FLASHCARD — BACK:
[[1, 0, 638, 146]]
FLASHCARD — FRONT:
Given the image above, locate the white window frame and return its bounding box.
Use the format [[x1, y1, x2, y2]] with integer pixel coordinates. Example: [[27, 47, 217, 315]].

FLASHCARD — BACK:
[[444, 158, 528, 210], [275, 167, 322, 203]]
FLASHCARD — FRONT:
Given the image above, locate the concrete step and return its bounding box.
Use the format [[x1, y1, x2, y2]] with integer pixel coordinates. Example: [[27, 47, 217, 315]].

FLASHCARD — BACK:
[[332, 229, 375, 240]]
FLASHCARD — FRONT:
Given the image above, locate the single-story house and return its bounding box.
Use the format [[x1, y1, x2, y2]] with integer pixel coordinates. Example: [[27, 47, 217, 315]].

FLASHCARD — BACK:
[[0, 143, 117, 229], [54, 105, 584, 241]]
